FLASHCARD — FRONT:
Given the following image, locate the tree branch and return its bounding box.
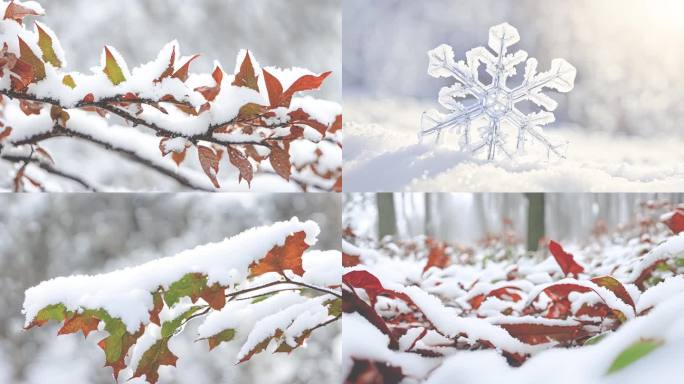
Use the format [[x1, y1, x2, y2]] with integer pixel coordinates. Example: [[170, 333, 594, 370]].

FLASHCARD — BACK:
[[1, 154, 98, 191], [10, 124, 214, 191]]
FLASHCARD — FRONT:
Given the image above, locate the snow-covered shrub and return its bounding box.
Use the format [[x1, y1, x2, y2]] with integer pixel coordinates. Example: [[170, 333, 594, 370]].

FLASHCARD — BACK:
[[342, 204, 684, 383], [0, 1, 342, 191], [23, 218, 341, 384]]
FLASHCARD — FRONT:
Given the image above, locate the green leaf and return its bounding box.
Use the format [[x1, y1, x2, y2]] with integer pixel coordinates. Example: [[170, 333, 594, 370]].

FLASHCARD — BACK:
[[30, 303, 70, 327], [161, 306, 203, 339], [251, 292, 278, 304], [207, 328, 236, 350], [607, 339, 664, 374], [655, 262, 670, 272], [325, 298, 342, 317], [675, 258, 684, 267], [62, 74, 76, 89], [584, 333, 609, 346], [36, 22, 62, 68], [164, 273, 208, 307], [102, 46, 126, 85]]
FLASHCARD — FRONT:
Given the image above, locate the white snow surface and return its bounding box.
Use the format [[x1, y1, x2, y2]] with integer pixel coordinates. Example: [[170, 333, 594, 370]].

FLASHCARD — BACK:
[[302, 250, 342, 287], [23, 217, 320, 332], [344, 98, 684, 192]]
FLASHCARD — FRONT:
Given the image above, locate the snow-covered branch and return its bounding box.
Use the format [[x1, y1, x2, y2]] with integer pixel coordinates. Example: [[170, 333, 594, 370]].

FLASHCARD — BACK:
[[23, 217, 342, 384], [0, 0, 342, 191]]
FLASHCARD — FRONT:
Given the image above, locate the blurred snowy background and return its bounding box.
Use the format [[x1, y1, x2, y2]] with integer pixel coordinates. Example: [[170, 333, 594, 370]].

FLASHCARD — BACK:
[[344, 193, 684, 246], [343, 0, 684, 191], [44, 0, 341, 101], [0, 194, 340, 383]]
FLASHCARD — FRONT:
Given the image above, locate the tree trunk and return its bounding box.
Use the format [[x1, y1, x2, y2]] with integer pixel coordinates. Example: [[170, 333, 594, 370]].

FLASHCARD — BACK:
[[377, 193, 397, 239], [526, 193, 545, 251]]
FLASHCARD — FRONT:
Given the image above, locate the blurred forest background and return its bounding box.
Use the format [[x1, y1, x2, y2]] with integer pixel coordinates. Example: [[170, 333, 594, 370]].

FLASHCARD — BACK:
[[344, 193, 684, 249], [0, 194, 340, 384], [39, 0, 341, 101], [343, 0, 684, 135]]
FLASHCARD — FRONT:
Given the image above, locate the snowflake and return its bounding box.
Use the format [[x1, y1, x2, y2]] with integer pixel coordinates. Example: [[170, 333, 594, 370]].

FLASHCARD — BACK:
[[419, 23, 576, 161]]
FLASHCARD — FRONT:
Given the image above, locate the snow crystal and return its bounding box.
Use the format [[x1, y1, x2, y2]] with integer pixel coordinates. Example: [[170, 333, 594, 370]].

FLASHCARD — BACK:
[[420, 23, 576, 161]]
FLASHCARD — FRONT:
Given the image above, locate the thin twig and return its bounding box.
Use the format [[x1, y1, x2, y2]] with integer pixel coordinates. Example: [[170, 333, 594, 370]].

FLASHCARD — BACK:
[[1, 154, 98, 191]]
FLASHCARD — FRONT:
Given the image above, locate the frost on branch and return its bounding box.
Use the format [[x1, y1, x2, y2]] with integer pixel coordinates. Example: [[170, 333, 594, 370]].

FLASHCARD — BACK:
[[420, 23, 576, 161], [0, 0, 342, 191], [342, 205, 684, 383], [23, 217, 341, 384]]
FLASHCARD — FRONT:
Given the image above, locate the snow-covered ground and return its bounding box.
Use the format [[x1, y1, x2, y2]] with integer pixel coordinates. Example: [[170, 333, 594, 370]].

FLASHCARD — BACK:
[[344, 98, 684, 192], [342, 212, 684, 383]]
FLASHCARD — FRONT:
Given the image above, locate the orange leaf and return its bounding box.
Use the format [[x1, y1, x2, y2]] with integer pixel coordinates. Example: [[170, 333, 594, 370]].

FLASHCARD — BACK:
[[200, 283, 226, 310], [58, 313, 100, 338], [197, 145, 220, 188], [422, 238, 449, 273], [329, 115, 342, 134], [249, 231, 309, 277], [132, 339, 178, 384]]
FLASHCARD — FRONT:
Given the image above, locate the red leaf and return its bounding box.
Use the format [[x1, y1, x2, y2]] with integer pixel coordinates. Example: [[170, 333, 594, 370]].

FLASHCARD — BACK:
[[227, 146, 253, 186], [0, 127, 12, 141], [232, 50, 259, 91], [172, 54, 200, 82], [149, 292, 163, 326], [343, 270, 384, 292], [19, 99, 41, 115], [288, 108, 328, 136], [342, 252, 361, 267], [342, 290, 399, 350], [497, 321, 585, 345], [268, 141, 291, 181], [194, 65, 223, 101], [281, 71, 331, 107], [590, 275, 636, 312], [548, 240, 584, 277], [197, 145, 220, 188], [262, 68, 283, 108], [662, 210, 684, 234], [82, 93, 95, 104], [3, 1, 43, 24], [154, 45, 175, 83]]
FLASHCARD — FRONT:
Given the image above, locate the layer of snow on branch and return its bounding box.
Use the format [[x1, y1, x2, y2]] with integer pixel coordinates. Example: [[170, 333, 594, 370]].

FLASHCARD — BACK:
[[23, 217, 320, 332]]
